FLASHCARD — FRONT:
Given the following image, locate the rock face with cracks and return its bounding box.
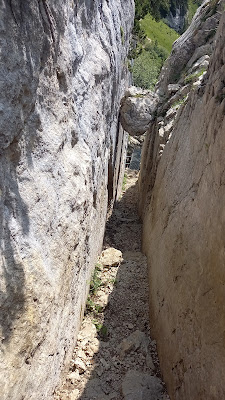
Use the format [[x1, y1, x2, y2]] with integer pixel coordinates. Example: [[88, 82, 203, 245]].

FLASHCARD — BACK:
[[0, 1, 134, 399], [139, 2, 225, 400]]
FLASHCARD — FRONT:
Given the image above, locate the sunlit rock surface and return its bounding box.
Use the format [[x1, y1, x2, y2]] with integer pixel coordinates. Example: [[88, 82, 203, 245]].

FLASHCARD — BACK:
[[0, 1, 134, 399]]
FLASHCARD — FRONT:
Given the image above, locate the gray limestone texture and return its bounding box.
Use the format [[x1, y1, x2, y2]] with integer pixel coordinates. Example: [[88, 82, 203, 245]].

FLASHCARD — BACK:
[[0, 0, 134, 399]]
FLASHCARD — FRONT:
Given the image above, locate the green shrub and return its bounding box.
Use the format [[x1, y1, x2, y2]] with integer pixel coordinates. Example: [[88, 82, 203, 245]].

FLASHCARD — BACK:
[[133, 50, 162, 89]]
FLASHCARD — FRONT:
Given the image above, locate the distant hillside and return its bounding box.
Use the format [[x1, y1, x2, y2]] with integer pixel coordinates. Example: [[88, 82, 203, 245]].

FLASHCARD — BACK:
[[132, 0, 202, 89], [135, 0, 202, 22]]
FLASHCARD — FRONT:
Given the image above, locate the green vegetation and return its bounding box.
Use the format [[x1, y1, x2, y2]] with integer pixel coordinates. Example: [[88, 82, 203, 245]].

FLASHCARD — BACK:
[[85, 263, 103, 315], [140, 14, 179, 53], [134, 0, 201, 22], [92, 320, 103, 331], [172, 96, 188, 108], [131, 0, 203, 89], [184, 67, 207, 84], [92, 320, 108, 339], [86, 296, 103, 314], [132, 17, 179, 89], [122, 172, 127, 191], [120, 26, 125, 45], [187, 0, 199, 23], [133, 50, 162, 89], [89, 264, 102, 295]]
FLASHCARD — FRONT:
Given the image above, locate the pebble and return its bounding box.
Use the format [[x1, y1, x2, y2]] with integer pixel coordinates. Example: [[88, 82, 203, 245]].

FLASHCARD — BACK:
[[74, 358, 86, 374], [68, 370, 80, 383], [69, 389, 80, 400], [122, 370, 163, 400], [78, 321, 97, 340], [118, 330, 149, 358], [87, 337, 100, 355], [127, 323, 134, 329], [101, 247, 123, 266], [100, 358, 110, 370], [77, 349, 86, 360]]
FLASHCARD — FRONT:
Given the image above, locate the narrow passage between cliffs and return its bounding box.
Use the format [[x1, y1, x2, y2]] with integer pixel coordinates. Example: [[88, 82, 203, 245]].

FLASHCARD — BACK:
[[54, 169, 170, 400]]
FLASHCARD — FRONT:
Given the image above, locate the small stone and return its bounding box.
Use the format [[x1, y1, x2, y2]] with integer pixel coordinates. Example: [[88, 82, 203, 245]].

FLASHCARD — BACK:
[[68, 370, 80, 383], [127, 323, 134, 330], [118, 330, 149, 358], [101, 247, 123, 266], [74, 358, 86, 373], [167, 84, 181, 94], [146, 353, 155, 371], [77, 349, 86, 360], [100, 358, 110, 370], [97, 291, 109, 307], [122, 370, 163, 400], [78, 321, 97, 340], [79, 340, 88, 350], [120, 86, 159, 136], [69, 389, 80, 400], [87, 337, 100, 355], [101, 247, 123, 267]]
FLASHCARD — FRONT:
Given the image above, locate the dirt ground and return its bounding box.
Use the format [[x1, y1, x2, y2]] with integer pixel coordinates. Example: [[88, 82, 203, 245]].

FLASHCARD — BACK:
[[54, 169, 170, 400]]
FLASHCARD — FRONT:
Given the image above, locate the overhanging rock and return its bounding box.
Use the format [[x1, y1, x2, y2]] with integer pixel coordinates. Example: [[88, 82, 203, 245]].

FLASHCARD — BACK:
[[120, 87, 159, 136]]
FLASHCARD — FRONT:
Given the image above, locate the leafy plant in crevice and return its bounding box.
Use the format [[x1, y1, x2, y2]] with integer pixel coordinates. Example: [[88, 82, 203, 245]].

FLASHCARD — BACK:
[[171, 95, 188, 108], [85, 263, 104, 317], [122, 172, 127, 191], [120, 26, 125, 45], [184, 66, 207, 84], [89, 264, 102, 295]]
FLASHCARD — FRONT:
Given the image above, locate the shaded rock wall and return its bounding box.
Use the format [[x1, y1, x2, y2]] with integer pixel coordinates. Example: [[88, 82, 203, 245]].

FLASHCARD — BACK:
[[0, 1, 134, 399], [139, 1, 225, 399]]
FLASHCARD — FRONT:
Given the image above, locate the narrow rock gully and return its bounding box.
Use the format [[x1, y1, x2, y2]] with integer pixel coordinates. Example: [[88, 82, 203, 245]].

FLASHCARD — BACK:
[[54, 170, 170, 400]]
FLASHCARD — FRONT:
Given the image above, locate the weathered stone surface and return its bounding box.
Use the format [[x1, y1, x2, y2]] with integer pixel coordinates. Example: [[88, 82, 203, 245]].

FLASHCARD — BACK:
[[100, 248, 123, 266], [77, 321, 97, 341], [74, 358, 86, 374], [67, 370, 80, 384], [140, 7, 225, 400], [122, 370, 163, 400], [167, 84, 181, 94], [120, 87, 159, 136], [0, 1, 134, 399], [69, 389, 80, 400], [118, 330, 149, 358]]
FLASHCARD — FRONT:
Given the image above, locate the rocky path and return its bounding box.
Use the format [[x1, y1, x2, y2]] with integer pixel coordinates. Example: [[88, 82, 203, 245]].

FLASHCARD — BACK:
[[54, 170, 170, 400]]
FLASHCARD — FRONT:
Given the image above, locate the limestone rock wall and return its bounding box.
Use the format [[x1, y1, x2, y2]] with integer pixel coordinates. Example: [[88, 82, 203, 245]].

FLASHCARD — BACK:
[[0, 1, 134, 399], [139, 2, 225, 399]]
